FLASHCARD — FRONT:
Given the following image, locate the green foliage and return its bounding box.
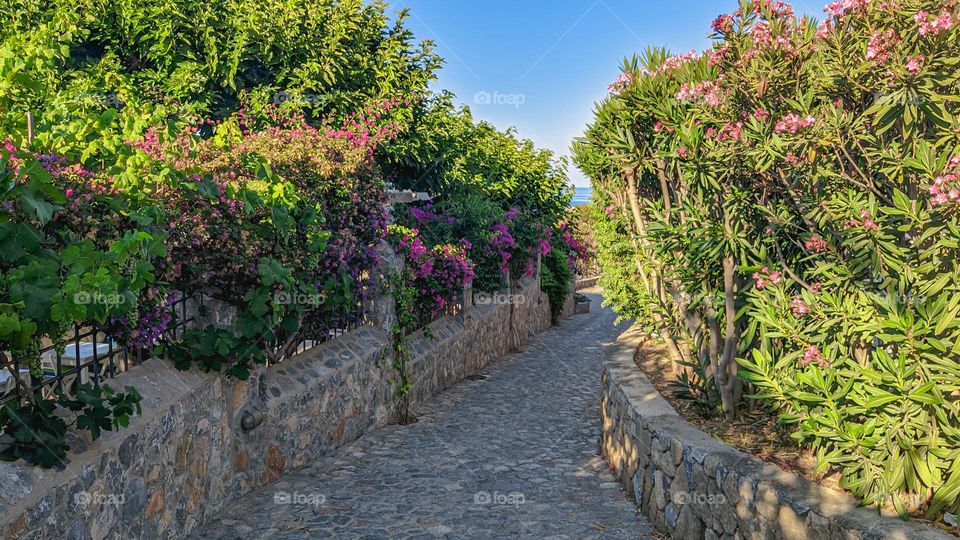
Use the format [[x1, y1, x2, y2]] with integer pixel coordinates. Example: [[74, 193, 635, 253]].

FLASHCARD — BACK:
[[541, 239, 572, 323], [576, 0, 960, 518], [0, 385, 142, 468], [386, 269, 417, 423]]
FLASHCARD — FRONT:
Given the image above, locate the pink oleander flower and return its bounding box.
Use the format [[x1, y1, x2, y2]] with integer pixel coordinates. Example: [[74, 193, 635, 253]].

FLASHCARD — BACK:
[[906, 55, 925, 75], [676, 81, 723, 107], [718, 122, 743, 141], [651, 50, 700, 77], [753, 266, 782, 290], [866, 30, 900, 64], [608, 72, 634, 95], [917, 10, 955, 36], [774, 113, 815, 134], [751, 21, 774, 48], [816, 19, 833, 40], [791, 296, 810, 317], [754, 108, 770, 121], [930, 161, 960, 208], [825, 0, 869, 19], [605, 204, 617, 217], [801, 346, 829, 368], [858, 210, 880, 231], [677, 147, 688, 158], [805, 235, 829, 253], [711, 14, 734, 33]]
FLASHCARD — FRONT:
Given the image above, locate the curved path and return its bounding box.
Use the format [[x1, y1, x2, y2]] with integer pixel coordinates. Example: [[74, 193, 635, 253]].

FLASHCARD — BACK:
[[192, 289, 653, 539]]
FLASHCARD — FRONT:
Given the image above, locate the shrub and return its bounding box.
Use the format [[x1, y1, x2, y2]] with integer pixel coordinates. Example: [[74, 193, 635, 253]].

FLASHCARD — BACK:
[[575, 0, 960, 518]]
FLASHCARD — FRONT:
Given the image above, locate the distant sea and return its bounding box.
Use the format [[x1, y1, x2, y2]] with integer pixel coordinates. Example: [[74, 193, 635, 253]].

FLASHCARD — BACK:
[[571, 186, 592, 207]]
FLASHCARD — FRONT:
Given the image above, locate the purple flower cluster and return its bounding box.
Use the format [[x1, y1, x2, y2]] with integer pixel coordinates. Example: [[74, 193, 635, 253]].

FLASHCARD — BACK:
[[489, 222, 516, 274], [410, 204, 456, 226], [390, 225, 474, 319]]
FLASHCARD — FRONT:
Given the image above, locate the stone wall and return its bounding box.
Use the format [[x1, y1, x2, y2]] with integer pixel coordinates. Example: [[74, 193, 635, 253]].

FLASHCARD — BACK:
[[575, 276, 600, 290], [0, 277, 556, 540], [600, 325, 952, 540]]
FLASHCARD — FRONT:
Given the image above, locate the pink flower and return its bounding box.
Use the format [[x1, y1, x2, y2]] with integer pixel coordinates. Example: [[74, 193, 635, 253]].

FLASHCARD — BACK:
[[754, 108, 770, 121], [651, 50, 700, 77], [791, 296, 810, 317], [753, 267, 782, 290], [608, 72, 634, 95], [929, 165, 960, 208], [825, 0, 868, 19], [676, 81, 723, 107], [866, 30, 900, 64], [751, 21, 773, 48], [718, 122, 743, 141], [816, 20, 833, 40], [801, 346, 829, 368], [906, 55, 925, 75], [753, 272, 767, 290], [711, 14, 734, 33], [677, 147, 688, 158], [774, 113, 815, 134], [917, 10, 955, 36], [805, 235, 829, 253]]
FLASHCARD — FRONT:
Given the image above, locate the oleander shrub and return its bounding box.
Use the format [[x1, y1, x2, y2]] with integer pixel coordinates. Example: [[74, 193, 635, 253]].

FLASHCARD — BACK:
[[575, 0, 960, 519]]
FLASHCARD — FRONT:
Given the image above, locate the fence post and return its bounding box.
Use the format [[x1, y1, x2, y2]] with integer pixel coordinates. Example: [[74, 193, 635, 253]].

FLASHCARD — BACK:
[[367, 241, 402, 332], [26, 112, 35, 145]]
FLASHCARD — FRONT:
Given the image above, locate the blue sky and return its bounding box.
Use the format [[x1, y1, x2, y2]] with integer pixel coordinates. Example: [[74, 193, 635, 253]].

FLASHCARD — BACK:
[[395, 0, 830, 187]]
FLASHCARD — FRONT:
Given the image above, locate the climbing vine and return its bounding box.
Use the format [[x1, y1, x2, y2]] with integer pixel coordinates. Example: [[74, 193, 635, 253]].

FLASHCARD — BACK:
[[386, 269, 418, 424]]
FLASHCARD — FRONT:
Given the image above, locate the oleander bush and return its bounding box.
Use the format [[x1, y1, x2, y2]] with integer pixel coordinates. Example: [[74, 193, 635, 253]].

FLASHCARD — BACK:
[[575, 0, 960, 519]]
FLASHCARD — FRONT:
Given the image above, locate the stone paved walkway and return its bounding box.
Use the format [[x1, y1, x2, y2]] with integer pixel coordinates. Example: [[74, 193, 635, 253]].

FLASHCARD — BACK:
[[192, 289, 654, 539]]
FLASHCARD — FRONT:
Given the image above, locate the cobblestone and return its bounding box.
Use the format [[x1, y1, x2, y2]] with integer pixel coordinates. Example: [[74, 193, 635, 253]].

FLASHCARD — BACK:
[[192, 289, 652, 539]]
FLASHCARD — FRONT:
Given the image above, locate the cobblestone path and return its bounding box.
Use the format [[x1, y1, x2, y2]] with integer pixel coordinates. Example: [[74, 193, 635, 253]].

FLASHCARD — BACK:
[[193, 289, 653, 539]]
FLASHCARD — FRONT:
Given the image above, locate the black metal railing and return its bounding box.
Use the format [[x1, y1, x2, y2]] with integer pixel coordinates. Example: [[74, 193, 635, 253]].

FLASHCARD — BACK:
[[268, 301, 367, 364], [0, 293, 202, 408]]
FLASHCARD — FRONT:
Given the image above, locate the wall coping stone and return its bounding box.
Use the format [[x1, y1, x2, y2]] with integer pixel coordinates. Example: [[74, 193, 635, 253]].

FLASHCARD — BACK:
[[0, 276, 561, 539], [601, 324, 953, 540]]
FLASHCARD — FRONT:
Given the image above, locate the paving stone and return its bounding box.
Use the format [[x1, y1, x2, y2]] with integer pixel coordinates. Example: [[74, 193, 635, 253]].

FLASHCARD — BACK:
[[191, 291, 653, 539]]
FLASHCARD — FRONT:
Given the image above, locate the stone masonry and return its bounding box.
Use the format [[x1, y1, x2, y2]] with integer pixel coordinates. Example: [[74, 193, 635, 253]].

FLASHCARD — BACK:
[[600, 324, 954, 540], [0, 276, 557, 539], [191, 289, 653, 539]]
